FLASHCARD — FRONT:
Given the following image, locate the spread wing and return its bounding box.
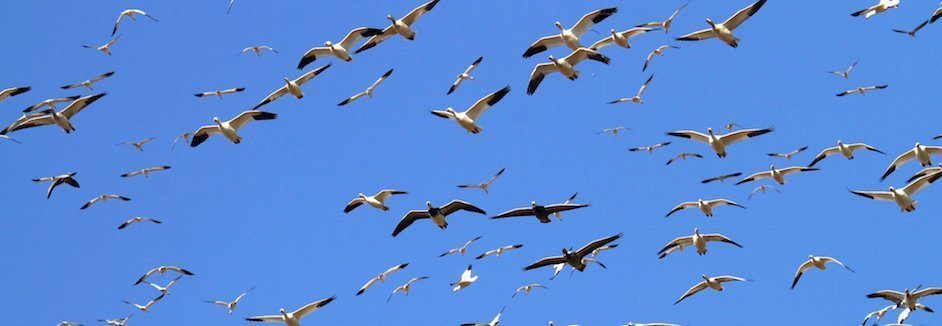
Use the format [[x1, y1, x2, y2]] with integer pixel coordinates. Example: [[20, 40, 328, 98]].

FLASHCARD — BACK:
[[523, 34, 565, 58], [402, 0, 441, 25], [392, 210, 430, 237], [723, 0, 767, 31], [465, 86, 510, 120], [527, 62, 558, 95], [576, 233, 623, 257], [61, 93, 107, 119], [523, 255, 567, 270], [572, 8, 618, 36], [441, 200, 486, 215]]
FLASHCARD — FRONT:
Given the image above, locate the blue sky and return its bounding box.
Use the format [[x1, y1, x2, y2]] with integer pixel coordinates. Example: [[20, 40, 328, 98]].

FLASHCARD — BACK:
[[2, 0, 942, 325]]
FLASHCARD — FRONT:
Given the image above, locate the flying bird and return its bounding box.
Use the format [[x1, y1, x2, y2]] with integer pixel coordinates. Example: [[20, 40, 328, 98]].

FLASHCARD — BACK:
[[32, 172, 80, 199], [665, 199, 745, 217], [523, 233, 622, 272], [590, 244, 619, 257], [767, 146, 808, 160], [0, 86, 30, 102], [867, 287, 942, 317], [906, 164, 942, 183], [387, 276, 430, 302], [240, 46, 278, 56], [665, 153, 703, 165], [791, 255, 854, 289], [527, 48, 611, 95], [451, 264, 478, 292], [431, 86, 510, 133], [80, 194, 131, 210], [850, 172, 942, 212], [121, 166, 171, 178], [861, 305, 898, 326], [23, 95, 81, 113], [893, 20, 929, 37], [448, 56, 483, 95], [297, 27, 384, 69], [195, 88, 245, 99], [392, 200, 486, 237], [61, 72, 115, 90], [135, 265, 194, 285], [338, 69, 393, 106], [112, 9, 158, 36], [2, 111, 61, 135], [637, 1, 690, 33], [355, 0, 442, 53], [851, 0, 900, 19], [475, 244, 524, 259], [836, 85, 887, 97], [880, 142, 942, 181], [736, 165, 818, 185], [245, 295, 336, 325], [440, 236, 482, 257], [643, 45, 679, 72], [828, 61, 859, 79], [808, 141, 884, 167], [171, 132, 191, 150], [491, 200, 589, 223], [252, 64, 331, 109], [701, 172, 743, 184], [460, 306, 504, 326], [143, 275, 183, 295], [344, 189, 407, 213], [357, 263, 409, 296], [599, 127, 628, 136], [205, 286, 255, 315], [551, 193, 579, 221], [512, 284, 547, 298], [674, 274, 749, 304], [457, 168, 505, 194], [666, 127, 773, 157], [608, 74, 654, 104], [658, 228, 742, 258], [190, 110, 278, 147], [119, 137, 156, 152], [123, 294, 165, 313], [748, 185, 781, 200], [117, 217, 162, 230], [98, 315, 132, 326], [676, 0, 767, 47], [628, 141, 671, 154], [8, 92, 101, 134], [83, 35, 121, 55], [588, 27, 655, 51], [522, 7, 619, 57]]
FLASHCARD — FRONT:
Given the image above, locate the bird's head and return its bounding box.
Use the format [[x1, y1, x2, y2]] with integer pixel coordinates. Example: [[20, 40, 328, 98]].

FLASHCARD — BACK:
[[706, 18, 716, 27], [706, 127, 715, 135], [808, 255, 815, 260], [693, 227, 700, 235], [279, 308, 287, 316], [888, 186, 896, 192], [530, 201, 537, 207], [770, 164, 776, 170], [386, 14, 396, 22], [837, 140, 844, 145], [324, 41, 333, 47], [701, 274, 709, 281], [554, 22, 564, 30], [425, 201, 433, 209], [547, 55, 557, 62]]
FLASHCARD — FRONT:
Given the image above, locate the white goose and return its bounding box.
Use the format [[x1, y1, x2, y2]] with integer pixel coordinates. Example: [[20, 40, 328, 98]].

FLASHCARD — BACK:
[[665, 152, 703, 165], [431, 86, 510, 134], [252, 64, 331, 110], [512, 283, 547, 298], [338, 69, 393, 106], [851, 0, 900, 19], [123, 294, 165, 313], [98, 315, 132, 326], [457, 168, 505, 194], [461, 307, 504, 326], [665, 199, 745, 218], [638, 1, 690, 33], [522, 8, 619, 58], [121, 166, 171, 178], [195, 87, 245, 99], [643, 45, 679, 72], [344, 189, 408, 213], [119, 137, 156, 152], [748, 185, 781, 200], [893, 20, 930, 38], [440, 236, 482, 257], [61, 72, 115, 90], [527, 48, 611, 95], [475, 244, 523, 259], [239, 46, 279, 56], [861, 305, 898, 326], [205, 286, 254, 314], [171, 132, 191, 150], [23, 95, 80, 113], [144, 275, 183, 295], [392, 200, 486, 237], [666, 127, 773, 157], [113, 9, 158, 36], [589, 27, 655, 51], [828, 60, 859, 79], [658, 228, 742, 259], [245, 296, 336, 326], [524, 233, 622, 272], [867, 287, 942, 316], [701, 172, 743, 184], [451, 264, 478, 292], [767, 146, 808, 160], [850, 172, 942, 212], [791, 255, 854, 289], [190, 110, 278, 147], [608, 75, 654, 104], [355, 0, 442, 53], [448, 56, 483, 95], [837, 85, 888, 97], [135, 265, 194, 285], [628, 141, 671, 154], [117, 217, 162, 230], [83, 35, 121, 55], [80, 194, 131, 210], [808, 141, 885, 167], [297, 27, 384, 69], [600, 127, 628, 137], [735, 165, 819, 185], [387, 276, 430, 302], [32, 172, 80, 199], [0, 86, 30, 102], [674, 274, 749, 304], [356, 263, 409, 296], [880, 142, 942, 181], [906, 163, 942, 183], [676, 0, 767, 48]]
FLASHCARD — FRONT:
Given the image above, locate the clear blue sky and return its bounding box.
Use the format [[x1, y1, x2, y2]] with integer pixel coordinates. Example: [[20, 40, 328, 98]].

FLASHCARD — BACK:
[[2, 0, 941, 325]]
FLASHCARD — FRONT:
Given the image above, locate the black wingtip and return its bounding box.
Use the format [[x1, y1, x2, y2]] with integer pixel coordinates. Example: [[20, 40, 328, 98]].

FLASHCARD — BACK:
[[253, 111, 278, 120]]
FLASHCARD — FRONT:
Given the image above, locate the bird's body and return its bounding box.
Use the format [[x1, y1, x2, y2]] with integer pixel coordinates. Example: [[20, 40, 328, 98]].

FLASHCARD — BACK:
[[355, 0, 442, 53], [339, 69, 393, 106], [431, 86, 510, 134], [253, 65, 331, 109], [524, 233, 622, 272], [33, 172, 80, 199], [492, 200, 589, 223], [523, 8, 618, 57], [674, 274, 749, 304], [451, 264, 478, 292], [81, 194, 130, 210], [190, 110, 278, 147], [808, 140, 884, 167], [851, 0, 900, 19], [658, 228, 742, 258], [791, 255, 854, 289], [297, 27, 384, 69], [344, 189, 407, 213], [240, 46, 278, 56], [851, 172, 942, 212], [667, 127, 773, 158], [392, 200, 486, 236], [676, 0, 767, 48], [609, 75, 653, 104], [665, 199, 744, 217], [195, 88, 245, 99], [448, 57, 482, 95], [736, 165, 818, 185], [528, 48, 611, 95], [206, 287, 254, 314]]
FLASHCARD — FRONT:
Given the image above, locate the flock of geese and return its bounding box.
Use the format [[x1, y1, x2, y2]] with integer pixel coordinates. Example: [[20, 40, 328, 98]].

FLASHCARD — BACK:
[[4, 0, 942, 325]]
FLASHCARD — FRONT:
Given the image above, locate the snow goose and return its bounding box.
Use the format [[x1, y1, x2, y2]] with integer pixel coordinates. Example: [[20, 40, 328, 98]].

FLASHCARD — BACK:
[[135, 265, 194, 285], [828, 61, 859, 79], [768, 146, 808, 160], [748, 185, 781, 199], [297, 27, 384, 69], [195, 87, 245, 99], [674, 274, 749, 305], [205, 286, 254, 314], [492, 200, 589, 223], [245, 295, 335, 326], [189, 110, 278, 147], [723, 122, 743, 131], [861, 305, 898, 326], [666, 127, 773, 157], [893, 20, 929, 38], [589, 27, 655, 51], [851, 0, 900, 19], [123, 294, 165, 313], [638, 1, 690, 33], [600, 127, 628, 136], [658, 228, 742, 258], [791, 255, 854, 289], [701, 172, 743, 184], [118, 217, 162, 230], [119, 137, 156, 152], [527, 48, 611, 95], [431, 86, 510, 134], [609, 75, 654, 104], [850, 172, 942, 212], [440, 236, 482, 257], [338, 69, 393, 106], [448, 57, 482, 95], [23, 95, 80, 113], [239, 46, 278, 56], [98, 315, 132, 326], [837, 85, 889, 97], [171, 132, 191, 150], [392, 200, 486, 237], [867, 287, 942, 314], [460, 307, 504, 326], [735, 165, 818, 185], [387, 276, 429, 302], [666, 153, 703, 165], [344, 189, 407, 213], [61, 72, 114, 90], [880, 142, 942, 180], [458, 168, 505, 193], [83, 35, 121, 56], [252, 64, 331, 110], [524, 233, 622, 272], [475, 244, 524, 259], [808, 141, 885, 167], [33, 172, 80, 199], [0, 134, 20, 144], [144, 275, 183, 295], [549, 257, 606, 280], [113, 9, 158, 35], [80, 194, 130, 210], [665, 199, 745, 217], [355, 0, 442, 54], [906, 164, 942, 183], [0, 86, 30, 102], [551, 193, 579, 221], [356, 263, 409, 296], [56, 322, 82, 326], [628, 141, 671, 154], [676, 0, 767, 48], [522, 8, 618, 58], [643, 45, 679, 72], [121, 166, 171, 178], [512, 284, 547, 298], [451, 264, 478, 292]]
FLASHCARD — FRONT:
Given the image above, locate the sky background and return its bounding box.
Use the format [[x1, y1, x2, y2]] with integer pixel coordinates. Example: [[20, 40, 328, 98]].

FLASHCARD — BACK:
[[2, 0, 942, 325]]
